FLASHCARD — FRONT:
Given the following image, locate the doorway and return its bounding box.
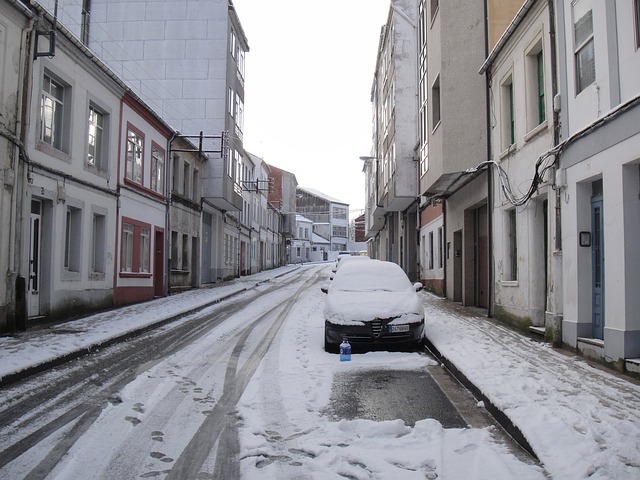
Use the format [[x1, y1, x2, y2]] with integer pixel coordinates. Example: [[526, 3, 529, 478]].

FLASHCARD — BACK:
[[28, 199, 41, 317], [453, 230, 462, 302], [154, 229, 164, 297], [475, 205, 488, 309], [591, 187, 604, 340]]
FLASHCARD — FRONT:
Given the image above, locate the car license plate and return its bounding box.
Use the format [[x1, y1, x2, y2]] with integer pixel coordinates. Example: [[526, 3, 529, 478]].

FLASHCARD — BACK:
[[388, 324, 410, 333]]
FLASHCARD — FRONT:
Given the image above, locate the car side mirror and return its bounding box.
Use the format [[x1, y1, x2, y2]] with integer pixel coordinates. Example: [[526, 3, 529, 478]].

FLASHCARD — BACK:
[[414, 282, 423, 292]]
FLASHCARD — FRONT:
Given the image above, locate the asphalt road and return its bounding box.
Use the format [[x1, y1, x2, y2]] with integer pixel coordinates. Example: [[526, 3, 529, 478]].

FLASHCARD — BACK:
[[0, 265, 537, 478]]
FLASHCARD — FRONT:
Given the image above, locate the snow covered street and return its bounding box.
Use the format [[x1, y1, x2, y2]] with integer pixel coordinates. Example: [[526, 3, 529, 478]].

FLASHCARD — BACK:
[[0, 263, 638, 479]]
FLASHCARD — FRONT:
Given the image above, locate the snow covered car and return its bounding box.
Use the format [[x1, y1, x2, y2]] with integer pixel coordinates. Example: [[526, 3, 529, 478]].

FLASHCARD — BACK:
[[329, 254, 370, 279], [323, 259, 425, 352]]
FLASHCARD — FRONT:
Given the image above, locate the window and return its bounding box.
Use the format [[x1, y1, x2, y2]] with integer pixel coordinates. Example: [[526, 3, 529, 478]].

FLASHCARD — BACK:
[[236, 94, 244, 135], [230, 29, 237, 58], [126, 126, 144, 184], [172, 154, 181, 193], [428, 231, 434, 270], [536, 51, 545, 124], [41, 73, 66, 150], [171, 231, 179, 269], [238, 49, 245, 79], [438, 227, 444, 269], [87, 105, 106, 170], [151, 144, 165, 194], [140, 228, 150, 273], [91, 212, 106, 274], [121, 218, 151, 274], [430, 0, 439, 22], [635, 0, 640, 49], [192, 169, 200, 201], [333, 207, 347, 220], [431, 75, 441, 129], [183, 162, 191, 195], [526, 43, 545, 132], [333, 226, 347, 237], [574, 8, 595, 93], [228, 87, 234, 116], [501, 75, 515, 149], [64, 206, 82, 272], [182, 234, 189, 270], [507, 209, 518, 281], [122, 223, 134, 272]]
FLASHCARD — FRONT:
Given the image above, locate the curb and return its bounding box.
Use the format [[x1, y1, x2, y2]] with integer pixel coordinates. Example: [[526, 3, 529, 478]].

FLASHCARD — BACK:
[[423, 336, 539, 460], [0, 265, 304, 388], [0, 286, 249, 388]]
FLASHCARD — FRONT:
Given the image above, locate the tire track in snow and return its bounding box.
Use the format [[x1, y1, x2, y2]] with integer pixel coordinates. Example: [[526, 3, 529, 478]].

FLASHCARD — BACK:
[[165, 267, 326, 479]]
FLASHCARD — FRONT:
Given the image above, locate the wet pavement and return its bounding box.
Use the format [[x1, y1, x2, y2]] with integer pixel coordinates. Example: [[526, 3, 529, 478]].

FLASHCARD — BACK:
[[326, 368, 468, 428]]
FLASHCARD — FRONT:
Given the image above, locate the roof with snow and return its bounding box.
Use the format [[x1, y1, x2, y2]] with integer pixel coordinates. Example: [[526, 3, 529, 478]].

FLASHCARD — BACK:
[[297, 186, 347, 206], [296, 214, 313, 223], [312, 232, 330, 244]]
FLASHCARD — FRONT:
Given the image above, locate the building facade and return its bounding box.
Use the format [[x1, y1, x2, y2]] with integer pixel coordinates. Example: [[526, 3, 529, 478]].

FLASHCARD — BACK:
[[23, 7, 124, 320], [296, 187, 349, 253], [40, 0, 248, 282], [169, 135, 208, 292], [367, 0, 419, 280], [418, 0, 490, 307], [115, 93, 171, 305], [480, 0, 562, 342], [291, 215, 313, 264], [554, 0, 640, 367]]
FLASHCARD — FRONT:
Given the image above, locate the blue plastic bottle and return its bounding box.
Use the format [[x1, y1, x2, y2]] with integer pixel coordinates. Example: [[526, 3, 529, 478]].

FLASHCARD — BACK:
[[340, 338, 351, 362]]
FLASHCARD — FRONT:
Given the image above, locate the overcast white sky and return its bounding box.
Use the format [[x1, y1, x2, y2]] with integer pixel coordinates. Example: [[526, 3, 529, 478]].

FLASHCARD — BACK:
[[231, 0, 391, 214]]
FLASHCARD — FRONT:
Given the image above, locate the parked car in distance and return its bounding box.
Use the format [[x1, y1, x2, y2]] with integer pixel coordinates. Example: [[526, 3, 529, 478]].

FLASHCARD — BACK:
[[322, 259, 425, 352], [329, 254, 370, 279]]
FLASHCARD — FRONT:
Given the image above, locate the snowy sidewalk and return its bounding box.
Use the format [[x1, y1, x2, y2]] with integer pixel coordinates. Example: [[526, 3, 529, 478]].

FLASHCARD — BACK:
[[422, 292, 640, 480], [0, 264, 301, 386]]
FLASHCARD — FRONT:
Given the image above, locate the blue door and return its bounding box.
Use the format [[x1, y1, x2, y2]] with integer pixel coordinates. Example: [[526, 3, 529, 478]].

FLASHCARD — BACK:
[[591, 195, 604, 339]]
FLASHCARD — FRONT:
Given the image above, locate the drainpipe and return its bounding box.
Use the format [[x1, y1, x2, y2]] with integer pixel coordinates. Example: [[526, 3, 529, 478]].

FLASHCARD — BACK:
[[484, 0, 494, 318], [548, 0, 563, 347], [167, 132, 177, 295]]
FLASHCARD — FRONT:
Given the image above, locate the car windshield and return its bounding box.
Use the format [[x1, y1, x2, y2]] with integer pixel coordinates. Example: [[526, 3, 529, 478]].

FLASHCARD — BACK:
[[331, 260, 412, 293]]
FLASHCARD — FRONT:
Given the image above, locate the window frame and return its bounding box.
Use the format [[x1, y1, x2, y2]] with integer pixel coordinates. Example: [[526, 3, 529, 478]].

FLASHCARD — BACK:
[[125, 123, 144, 185], [87, 103, 109, 173], [41, 72, 69, 152], [574, 8, 596, 94], [150, 142, 165, 195], [90, 210, 107, 277], [500, 73, 515, 150], [120, 217, 152, 276], [64, 205, 82, 273], [507, 209, 518, 281], [635, 0, 640, 49], [430, 0, 439, 23], [431, 74, 441, 131]]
